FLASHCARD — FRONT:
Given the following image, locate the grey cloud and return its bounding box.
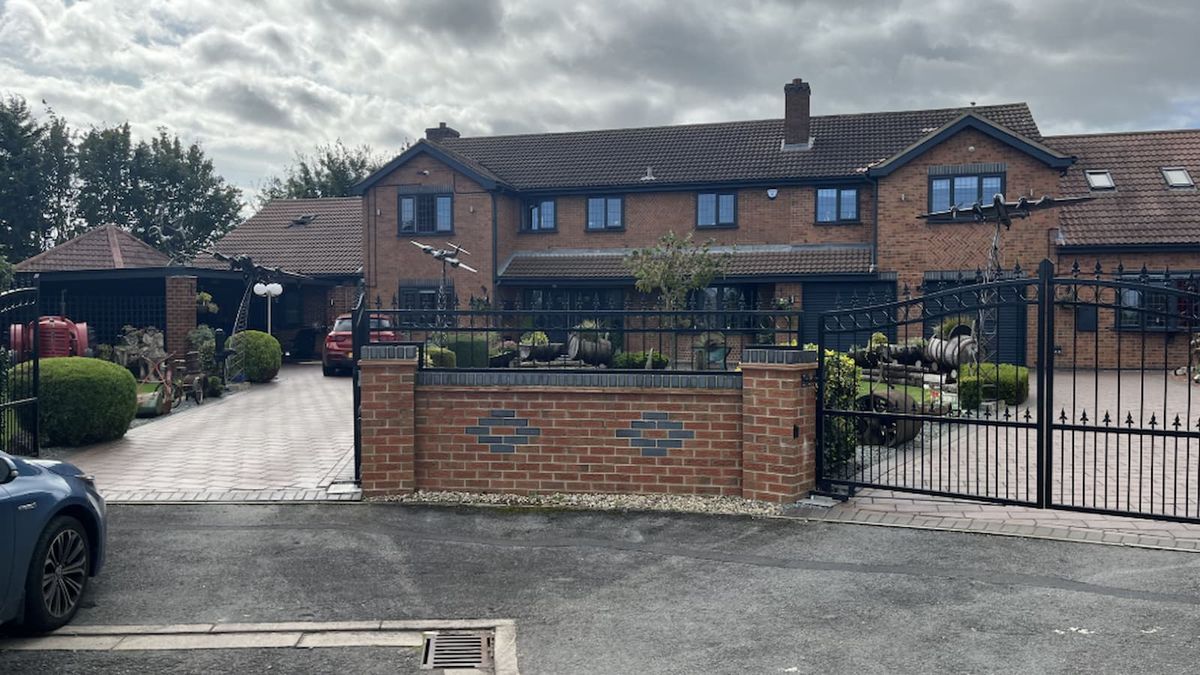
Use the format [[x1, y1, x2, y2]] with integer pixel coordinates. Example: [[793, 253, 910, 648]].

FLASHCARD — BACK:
[[2, 0, 1198, 203], [206, 81, 297, 129]]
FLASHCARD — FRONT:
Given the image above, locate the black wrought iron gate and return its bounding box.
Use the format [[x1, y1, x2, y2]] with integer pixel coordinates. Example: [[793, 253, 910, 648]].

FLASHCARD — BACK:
[[817, 259, 1200, 524], [1, 283, 41, 457]]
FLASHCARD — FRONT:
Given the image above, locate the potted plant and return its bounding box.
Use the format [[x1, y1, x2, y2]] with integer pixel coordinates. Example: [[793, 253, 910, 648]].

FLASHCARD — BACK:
[[691, 331, 727, 370], [568, 320, 613, 365]]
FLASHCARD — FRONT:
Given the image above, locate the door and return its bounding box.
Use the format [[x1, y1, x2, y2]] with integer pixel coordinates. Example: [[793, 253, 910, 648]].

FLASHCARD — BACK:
[[803, 280, 897, 351]]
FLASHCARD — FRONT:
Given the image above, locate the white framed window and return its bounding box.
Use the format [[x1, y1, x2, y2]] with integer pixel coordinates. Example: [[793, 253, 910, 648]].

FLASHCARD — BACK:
[[1163, 167, 1195, 188], [1084, 170, 1115, 191]]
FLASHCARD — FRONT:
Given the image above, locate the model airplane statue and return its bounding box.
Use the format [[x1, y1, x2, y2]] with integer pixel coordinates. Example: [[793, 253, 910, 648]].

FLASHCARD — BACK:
[[917, 193, 1094, 229], [410, 240, 478, 273]]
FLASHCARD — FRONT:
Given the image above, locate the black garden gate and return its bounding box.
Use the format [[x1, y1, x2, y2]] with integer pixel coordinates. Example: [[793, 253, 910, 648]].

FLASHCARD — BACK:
[[817, 259, 1200, 524]]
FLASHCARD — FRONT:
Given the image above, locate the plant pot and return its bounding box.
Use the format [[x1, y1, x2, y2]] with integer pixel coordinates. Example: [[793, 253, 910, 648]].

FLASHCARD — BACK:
[[489, 350, 518, 368], [531, 342, 564, 361]]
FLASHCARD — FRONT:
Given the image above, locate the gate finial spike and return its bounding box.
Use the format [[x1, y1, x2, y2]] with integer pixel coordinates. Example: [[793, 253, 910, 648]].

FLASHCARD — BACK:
[[1079, 409, 1089, 424], [1149, 413, 1158, 429], [1125, 412, 1135, 427], [1173, 414, 1182, 430], [974, 267, 984, 284], [1117, 261, 1125, 275], [1071, 260, 1080, 277], [1058, 409, 1068, 423], [1139, 263, 1150, 282], [1102, 411, 1112, 426], [1013, 261, 1022, 276], [1094, 260, 1103, 279]]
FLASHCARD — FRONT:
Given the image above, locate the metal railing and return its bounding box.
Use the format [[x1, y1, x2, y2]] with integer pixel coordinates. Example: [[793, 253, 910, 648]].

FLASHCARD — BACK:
[[355, 302, 802, 372]]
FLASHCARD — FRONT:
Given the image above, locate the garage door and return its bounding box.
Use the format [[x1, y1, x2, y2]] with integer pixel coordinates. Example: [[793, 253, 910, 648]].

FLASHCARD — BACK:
[[803, 280, 897, 351], [923, 273, 1028, 365]]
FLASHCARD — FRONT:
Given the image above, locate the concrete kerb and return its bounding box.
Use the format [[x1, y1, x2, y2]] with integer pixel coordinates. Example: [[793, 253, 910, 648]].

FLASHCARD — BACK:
[[100, 496, 1200, 554], [7, 618, 521, 674]]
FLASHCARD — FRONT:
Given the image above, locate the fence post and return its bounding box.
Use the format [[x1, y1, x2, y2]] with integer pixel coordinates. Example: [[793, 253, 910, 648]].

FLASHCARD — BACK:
[[814, 315, 826, 488], [32, 275, 41, 458], [1035, 258, 1055, 508]]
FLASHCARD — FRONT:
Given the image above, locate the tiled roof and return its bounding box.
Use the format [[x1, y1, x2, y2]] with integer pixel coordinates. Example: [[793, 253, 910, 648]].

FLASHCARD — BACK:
[[433, 103, 1040, 190], [1048, 130, 1200, 247], [193, 197, 363, 276], [15, 225, 170, 272], [498, 245, 873, 281]]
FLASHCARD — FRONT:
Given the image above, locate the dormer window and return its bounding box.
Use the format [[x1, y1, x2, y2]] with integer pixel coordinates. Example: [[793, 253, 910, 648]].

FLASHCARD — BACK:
[[1163, 167, 1195, 188], [1085, 170, 1115, 191]]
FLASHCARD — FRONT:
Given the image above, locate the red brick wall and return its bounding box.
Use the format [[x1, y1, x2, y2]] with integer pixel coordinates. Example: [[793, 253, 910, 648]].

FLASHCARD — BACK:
[[358, 354, 819, 502], [164, 275, 197, 355], [414, 386, 744, 496]]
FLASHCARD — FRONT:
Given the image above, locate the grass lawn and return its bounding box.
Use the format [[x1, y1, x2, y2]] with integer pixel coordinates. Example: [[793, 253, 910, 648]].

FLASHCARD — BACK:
[[136, 382, 161, 395], [856, 379, 933, 403]]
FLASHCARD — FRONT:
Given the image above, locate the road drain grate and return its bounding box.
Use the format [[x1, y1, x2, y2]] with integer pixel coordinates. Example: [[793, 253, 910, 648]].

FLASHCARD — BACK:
[[420, 631, 492, 670]]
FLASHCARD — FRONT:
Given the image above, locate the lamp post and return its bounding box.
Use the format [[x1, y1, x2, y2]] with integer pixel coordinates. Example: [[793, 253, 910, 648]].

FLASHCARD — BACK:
[[253, 282, 284, 334]]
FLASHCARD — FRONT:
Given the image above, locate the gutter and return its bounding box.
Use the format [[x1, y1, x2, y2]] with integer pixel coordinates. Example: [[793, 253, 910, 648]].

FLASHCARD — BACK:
[[491, 192, 499, 300]]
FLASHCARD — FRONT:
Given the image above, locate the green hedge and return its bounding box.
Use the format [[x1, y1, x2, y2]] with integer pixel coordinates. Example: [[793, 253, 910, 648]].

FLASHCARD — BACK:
[[439, 334, 489, 368], [9, 357, 137, 447], [958, 363, 1030, 409], [229, 330, 281, 383], [611, 351, 669, 369]]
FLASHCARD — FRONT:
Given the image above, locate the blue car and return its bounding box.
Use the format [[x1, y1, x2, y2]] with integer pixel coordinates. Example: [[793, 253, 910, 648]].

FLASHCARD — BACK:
[[1, 451, 106, 632]]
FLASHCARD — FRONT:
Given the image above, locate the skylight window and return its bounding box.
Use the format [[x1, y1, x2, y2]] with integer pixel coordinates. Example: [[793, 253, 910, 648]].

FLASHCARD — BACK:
[[1163, 167, 1195, 188], [1084, 170, 1115, 191]]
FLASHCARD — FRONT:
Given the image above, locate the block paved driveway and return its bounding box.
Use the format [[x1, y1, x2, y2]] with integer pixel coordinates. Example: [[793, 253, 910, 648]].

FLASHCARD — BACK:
[[851, 370, 1200, 519], [48, 364, 358, 502]]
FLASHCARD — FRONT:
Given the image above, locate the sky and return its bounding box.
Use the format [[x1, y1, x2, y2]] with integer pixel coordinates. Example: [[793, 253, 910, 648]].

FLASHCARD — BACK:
[[2, 0, 1198, 204]]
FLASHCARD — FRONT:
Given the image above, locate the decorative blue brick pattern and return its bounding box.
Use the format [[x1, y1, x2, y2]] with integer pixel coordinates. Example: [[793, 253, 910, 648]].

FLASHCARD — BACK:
[[621, 411, 695, 457], [467, 409, 540, 453]]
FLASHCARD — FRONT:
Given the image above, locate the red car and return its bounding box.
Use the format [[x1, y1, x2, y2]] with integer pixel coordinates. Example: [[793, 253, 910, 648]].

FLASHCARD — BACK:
[[322, 313, 397, 375]]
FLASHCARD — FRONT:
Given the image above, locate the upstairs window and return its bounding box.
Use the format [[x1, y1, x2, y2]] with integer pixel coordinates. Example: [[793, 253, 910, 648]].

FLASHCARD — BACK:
[[929, 173, 1004, 213], [523, 198, 556, 232], [1163, 167, 1195, 188], [697, 192, 736, 228], [1084, 170, 1115, 191], [816, 188, 859, 223], [399, 193, 453, 234], [587, 196, 624, 230]]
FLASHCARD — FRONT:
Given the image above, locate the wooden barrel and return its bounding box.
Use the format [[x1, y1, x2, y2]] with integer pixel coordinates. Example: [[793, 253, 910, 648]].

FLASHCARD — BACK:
[[568, 335, 613, 365]]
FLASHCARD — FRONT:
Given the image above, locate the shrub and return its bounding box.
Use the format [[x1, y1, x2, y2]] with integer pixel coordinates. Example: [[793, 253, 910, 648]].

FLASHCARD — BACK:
[[804, 343, 860, 475], [935, 315, 975, 339], [611, 351, 669, 369], [520, 331, 549, 346], [187, 325, 223, 397], [439, 334, 489, 368], [425, 345, 457, 368], [229, 330, 282, 383], [9, 357, 137, 447], [957, 363, 1030, 409]]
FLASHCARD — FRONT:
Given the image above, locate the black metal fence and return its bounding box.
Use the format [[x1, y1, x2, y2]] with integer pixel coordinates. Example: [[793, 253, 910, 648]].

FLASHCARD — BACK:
[[1, 283, 41, 457], [355, 300, 802, 372], [817, 258, 1200, 524]]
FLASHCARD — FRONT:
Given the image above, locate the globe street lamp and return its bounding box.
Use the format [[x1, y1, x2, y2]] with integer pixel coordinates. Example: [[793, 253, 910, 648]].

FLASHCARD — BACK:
[[253, 282, 284, 334]]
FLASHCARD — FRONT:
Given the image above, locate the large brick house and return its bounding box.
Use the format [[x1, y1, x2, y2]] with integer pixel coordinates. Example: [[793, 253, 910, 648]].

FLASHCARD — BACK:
[[353, 78, 1199, 366]]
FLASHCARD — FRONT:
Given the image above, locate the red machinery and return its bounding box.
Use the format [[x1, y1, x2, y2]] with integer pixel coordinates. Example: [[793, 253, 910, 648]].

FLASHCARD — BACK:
[[9, 316, 89, 361]]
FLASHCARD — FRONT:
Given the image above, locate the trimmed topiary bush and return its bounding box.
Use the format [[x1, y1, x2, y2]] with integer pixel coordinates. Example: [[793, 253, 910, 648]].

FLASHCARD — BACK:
[[9, 357, 137, 447], [229, 330, 282, 383], [424, 345, 457, 368], [957, 362, 1030, 409], [439, 334, 489, 368]]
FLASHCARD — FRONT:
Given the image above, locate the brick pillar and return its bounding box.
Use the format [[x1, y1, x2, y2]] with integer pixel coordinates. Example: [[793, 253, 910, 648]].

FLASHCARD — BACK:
[[740, 348, 818, 503], [358, 345, 418, 496], [164, 275, 197, 355]]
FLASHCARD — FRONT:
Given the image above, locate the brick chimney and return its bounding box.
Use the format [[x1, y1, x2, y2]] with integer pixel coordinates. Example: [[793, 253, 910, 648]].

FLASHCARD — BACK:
[[783, 78, 812, 149], [425, 122, 460, 142]]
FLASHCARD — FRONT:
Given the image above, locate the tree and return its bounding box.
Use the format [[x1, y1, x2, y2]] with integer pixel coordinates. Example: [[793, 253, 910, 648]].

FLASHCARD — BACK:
[[76, 124, 242, 261], [624, 232, 732, 310], [258, 140, 387, 206], [0, 96, 49, 260]]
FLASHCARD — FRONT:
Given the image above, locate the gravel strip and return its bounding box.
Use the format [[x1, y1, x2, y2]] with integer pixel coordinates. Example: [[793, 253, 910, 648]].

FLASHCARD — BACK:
[[372, 490, 782, 516]]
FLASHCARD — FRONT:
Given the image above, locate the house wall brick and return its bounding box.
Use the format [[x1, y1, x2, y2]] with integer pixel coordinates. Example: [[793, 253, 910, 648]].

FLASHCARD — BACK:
[[363, 153, 496, 307], [164, 275, 197, 355]]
